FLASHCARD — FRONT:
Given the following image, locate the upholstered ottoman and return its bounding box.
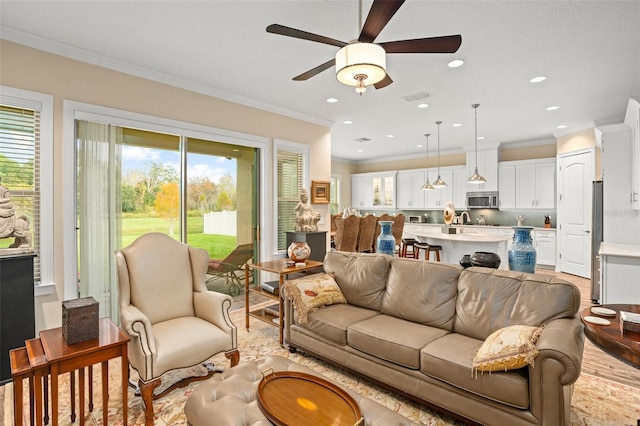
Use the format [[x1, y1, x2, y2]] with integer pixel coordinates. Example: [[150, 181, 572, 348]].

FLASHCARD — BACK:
[[184, 354, 417, 425]]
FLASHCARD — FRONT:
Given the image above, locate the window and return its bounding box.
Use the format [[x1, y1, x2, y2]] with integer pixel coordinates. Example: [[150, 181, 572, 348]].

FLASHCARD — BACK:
[[330, 175, 341, 214], [275, 140, 308, 252], [0, 87, 53, 292]]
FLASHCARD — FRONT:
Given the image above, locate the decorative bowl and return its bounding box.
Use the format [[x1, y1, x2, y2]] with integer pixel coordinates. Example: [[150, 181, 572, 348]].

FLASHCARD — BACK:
[[470, 251, 501, 269]]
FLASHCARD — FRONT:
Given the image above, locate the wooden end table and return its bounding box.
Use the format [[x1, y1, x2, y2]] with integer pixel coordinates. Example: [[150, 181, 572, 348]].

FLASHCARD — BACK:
[[39, 317, 130, 425], [580, 304, 640, 369], [245, 259, 323, 346]]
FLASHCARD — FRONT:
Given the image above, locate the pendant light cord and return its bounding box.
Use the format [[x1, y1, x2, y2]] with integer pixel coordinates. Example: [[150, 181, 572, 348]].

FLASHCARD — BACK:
[[473, 104, 479, 169]]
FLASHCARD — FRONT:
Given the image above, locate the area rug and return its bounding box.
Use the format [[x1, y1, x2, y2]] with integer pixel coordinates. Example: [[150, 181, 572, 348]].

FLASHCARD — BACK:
[[3, 308, 639, 425]]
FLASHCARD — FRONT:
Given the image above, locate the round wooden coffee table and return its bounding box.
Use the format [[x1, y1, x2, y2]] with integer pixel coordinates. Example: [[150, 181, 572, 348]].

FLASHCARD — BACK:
[[580, 304, 640, 369]]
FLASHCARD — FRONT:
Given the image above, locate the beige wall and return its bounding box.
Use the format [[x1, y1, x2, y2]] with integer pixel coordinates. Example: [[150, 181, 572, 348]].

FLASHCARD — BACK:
[[330, 159, 357, 213], [500, 144, 556, 162], [1, 40, 331, 330], [557, 128, 601, 179], [352, 152, 466, 174]]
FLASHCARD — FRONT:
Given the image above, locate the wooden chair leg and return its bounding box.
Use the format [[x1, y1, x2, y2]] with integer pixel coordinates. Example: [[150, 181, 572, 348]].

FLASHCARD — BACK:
[[139, 377, 162, 426], [225, 349, 240, 367], [435, 250, 441, 261]]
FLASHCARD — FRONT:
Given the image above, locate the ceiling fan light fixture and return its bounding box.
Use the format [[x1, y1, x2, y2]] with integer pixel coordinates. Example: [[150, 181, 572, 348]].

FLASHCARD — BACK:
[[335, 43, 386, 93]]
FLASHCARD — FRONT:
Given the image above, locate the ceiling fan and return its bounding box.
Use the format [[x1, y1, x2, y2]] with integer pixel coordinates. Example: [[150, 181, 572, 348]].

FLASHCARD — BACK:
[[266, 0, 462, 95]]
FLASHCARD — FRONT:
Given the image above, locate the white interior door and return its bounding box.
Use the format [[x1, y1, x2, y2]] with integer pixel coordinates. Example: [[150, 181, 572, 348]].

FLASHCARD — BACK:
[[558, 150, 594, 277]]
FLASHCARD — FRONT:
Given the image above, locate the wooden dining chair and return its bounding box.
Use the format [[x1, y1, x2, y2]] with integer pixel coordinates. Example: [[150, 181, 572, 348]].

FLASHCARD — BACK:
[[357, 214, 377, 253], [337, 215, 360, 252]]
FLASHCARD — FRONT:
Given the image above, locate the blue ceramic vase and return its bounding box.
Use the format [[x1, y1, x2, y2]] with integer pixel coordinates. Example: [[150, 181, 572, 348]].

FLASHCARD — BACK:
[[376, 221, 395, 256], [508, 226, 537, 273]]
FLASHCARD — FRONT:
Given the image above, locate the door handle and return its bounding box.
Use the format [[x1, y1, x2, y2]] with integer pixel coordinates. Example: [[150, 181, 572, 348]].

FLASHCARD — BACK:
[[584, 230, 591, 233]]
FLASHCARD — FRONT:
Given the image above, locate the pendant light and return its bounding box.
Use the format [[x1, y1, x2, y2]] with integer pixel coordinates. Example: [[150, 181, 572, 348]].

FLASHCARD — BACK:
[[467, 103, 487, 184], [432, 121, 448, 188], [421, 133, 435, 190]]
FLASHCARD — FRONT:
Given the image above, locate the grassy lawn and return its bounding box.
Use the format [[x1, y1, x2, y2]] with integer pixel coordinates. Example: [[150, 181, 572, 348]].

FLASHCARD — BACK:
[[121, 216, 238, 259]]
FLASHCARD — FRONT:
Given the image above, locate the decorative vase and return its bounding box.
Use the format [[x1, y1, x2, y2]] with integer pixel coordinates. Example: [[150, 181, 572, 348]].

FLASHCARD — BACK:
[[470, 251, 501, 269], [508, 226, 537, 273], [288, 241, 311, 262], [376, 221, 396, 256], [459, 254, 473, 268]]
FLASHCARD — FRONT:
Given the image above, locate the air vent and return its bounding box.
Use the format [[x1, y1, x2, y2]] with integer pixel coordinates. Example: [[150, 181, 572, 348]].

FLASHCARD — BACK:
[[401, 91, 432, 102], [354, 137, 371, 143]]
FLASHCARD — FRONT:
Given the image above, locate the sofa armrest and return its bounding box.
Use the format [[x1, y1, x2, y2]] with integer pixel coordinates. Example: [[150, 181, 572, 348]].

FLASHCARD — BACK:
[[533, 317, 585, 385], [193, 291, 237, 346]]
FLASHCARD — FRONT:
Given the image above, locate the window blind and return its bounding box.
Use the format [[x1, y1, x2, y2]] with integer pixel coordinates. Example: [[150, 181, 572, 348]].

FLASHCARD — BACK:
[[0, 105, 41, 281], [277, 149, 303, 250]]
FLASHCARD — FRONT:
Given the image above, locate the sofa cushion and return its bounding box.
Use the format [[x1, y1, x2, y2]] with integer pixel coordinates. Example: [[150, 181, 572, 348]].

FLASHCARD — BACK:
[[323, 251, 390, 311], [380, 258, 461, 330], [454, 267, 581, 340], [283, 273, 347, 324], [348, 315, 449, 369], [472, 325, 544, 372], [421, 333, 530, 409], [297, 304, 379, 346]]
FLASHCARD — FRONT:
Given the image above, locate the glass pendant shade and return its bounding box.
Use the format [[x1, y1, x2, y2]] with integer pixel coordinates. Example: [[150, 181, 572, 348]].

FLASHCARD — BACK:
[[434, 121, 447, 188], [468, 103, 486, 184], [421, 133, 434, 190]]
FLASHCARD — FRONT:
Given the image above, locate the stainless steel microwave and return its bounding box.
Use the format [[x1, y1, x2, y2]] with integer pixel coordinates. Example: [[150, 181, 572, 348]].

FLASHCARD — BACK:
[[466, 191, 499, 209]]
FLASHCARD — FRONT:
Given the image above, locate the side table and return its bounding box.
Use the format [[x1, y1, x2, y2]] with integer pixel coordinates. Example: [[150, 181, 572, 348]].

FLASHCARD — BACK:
[[39, 317, 130, 426], [245, 259, 323, 346]]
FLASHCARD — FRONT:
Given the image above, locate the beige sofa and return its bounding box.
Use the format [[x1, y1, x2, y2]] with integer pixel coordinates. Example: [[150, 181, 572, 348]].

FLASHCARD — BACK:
[[283, 251, 585, 425]]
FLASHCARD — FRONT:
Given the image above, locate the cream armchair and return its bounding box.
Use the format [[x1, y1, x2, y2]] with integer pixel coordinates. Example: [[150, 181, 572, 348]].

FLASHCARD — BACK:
[[115, 233, 239, 426]]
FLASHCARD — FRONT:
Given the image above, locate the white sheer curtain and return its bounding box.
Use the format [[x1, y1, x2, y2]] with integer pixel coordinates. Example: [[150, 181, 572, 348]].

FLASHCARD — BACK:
[[76, 120, 122, 320]]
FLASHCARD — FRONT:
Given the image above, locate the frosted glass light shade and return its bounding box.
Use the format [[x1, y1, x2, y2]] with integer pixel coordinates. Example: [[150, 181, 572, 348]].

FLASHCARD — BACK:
[[335, 43, 386, 86]]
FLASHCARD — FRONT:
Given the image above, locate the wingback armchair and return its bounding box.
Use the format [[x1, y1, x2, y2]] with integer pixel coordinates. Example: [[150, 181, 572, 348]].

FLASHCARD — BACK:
[[115, 232, 239, 425]]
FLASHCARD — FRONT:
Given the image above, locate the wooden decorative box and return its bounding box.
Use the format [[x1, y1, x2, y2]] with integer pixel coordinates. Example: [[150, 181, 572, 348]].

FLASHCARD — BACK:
[[62, 296, 99, 345]]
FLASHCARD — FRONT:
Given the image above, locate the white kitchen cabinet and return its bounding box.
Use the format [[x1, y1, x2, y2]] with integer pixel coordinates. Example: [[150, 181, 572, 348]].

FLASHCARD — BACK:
[[396, 171, 425, 209], [514, 158, 556, 209], [453, 167, 469, 209], [624, 97, 640, 210], [498, 163, 516, 210], [534, 229, 556, 267], [599, 242, 640, 304], [351, 175, 373, 208], [466, 149, 498, 192], [372, 173, 396, 208], [425, 169, 453, 209]]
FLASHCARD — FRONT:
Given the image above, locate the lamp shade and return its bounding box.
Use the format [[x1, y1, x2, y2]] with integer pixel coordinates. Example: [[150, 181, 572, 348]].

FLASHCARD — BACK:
[[335, 43, 386, 86]]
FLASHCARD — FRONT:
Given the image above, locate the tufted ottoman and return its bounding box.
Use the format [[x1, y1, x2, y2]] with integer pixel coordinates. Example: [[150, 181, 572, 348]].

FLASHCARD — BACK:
[[184, 354, 417, 425]]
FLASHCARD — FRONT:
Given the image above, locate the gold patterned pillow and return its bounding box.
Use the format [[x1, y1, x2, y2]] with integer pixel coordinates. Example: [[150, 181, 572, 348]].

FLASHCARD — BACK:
[[283, 273, 346, 324], [472, 325, 544, 373]]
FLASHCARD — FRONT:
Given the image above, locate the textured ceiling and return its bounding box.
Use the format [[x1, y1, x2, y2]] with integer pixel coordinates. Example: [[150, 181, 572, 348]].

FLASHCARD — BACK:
[[1, 1, 639, 162]]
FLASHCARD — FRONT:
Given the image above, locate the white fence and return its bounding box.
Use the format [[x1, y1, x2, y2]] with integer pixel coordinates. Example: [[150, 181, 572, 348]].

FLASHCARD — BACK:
[[203, 211, 237, 236]]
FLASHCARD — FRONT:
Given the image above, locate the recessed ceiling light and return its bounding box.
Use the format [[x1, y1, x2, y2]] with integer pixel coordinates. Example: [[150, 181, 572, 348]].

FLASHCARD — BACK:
[[452, 123, 462, 127], [557, 124, 567, 129], [530, 76, 547, 83], [448, 59, 464, 68], [477, 136, 485, 140], [326, 98, 338, 103], [343, 120, 353, 124], [546, 105, 560, 111], [386, 134, 395, 138], [417, 103, 429, 109], [356, 149, 363, 153], [417, 144, 424, 148]]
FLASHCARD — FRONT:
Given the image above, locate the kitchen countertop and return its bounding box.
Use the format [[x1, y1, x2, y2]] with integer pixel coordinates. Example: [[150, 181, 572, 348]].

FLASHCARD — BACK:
[[406, 223, 556, 232], [404, 223, 511, 242]]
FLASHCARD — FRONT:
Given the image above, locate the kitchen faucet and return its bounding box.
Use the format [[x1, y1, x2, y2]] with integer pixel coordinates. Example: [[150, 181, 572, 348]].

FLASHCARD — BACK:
[[459, 211, 471, 233]]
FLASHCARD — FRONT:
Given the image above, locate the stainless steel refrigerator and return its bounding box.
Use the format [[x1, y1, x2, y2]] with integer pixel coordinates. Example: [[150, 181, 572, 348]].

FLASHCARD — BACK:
[[590, 181, 603, 303]]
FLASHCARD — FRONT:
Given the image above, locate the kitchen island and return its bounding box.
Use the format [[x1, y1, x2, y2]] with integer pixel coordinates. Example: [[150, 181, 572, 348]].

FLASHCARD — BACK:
[[403, 223, 510, 270]]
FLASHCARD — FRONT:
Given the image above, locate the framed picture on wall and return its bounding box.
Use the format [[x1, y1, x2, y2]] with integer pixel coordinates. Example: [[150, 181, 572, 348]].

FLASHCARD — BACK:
[[311, 180, 330, 204]]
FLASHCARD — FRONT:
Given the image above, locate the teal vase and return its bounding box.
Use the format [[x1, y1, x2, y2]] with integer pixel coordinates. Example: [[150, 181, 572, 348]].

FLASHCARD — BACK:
[[508, 226, 537, 273], [377, 221, 395, 256]]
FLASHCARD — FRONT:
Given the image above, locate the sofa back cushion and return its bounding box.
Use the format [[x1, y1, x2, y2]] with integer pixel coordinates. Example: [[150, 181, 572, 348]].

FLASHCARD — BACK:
[[454, 267, 581, 340], [323, 251, 390, 311], [380, 258, 461, 330]]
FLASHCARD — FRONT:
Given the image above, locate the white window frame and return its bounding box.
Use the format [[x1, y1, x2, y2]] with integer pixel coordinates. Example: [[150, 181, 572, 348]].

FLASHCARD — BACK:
[[63, 100, 269, 300], [0, 86, 54, 296], [273, 138, 309, 257]]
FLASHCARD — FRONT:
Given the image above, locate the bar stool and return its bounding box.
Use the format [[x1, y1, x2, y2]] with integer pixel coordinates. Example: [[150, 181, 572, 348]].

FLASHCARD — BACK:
[[414, 242, 442, 261], [400, 238, 417, 258]]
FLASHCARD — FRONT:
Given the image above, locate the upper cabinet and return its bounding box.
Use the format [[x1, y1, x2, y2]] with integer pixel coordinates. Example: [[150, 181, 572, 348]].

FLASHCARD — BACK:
[[396, 170, 425, 209], [624, 97, 640, 210], [499, 158, 556, 210], [351, 172, 396, 209], [466, 149, 498, 192], [424, 169, 454, 209]]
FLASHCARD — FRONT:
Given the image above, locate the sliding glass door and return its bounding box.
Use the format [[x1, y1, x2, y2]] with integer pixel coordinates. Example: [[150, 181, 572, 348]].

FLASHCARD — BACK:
[[76, 121, 258, 319]]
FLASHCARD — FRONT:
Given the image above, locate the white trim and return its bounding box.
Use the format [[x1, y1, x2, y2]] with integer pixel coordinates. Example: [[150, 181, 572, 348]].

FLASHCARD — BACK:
[[2, 26, 333, 129], [0, 86, 54, 291], [63, 100, 269, 300]]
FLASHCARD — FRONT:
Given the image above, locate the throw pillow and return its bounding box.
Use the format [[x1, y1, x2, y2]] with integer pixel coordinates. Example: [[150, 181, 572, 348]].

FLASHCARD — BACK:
[[472, 325, 544, 374], [283, 273, 346, 324]]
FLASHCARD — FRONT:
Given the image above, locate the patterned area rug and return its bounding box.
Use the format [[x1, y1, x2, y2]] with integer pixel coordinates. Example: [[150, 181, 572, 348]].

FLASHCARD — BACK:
[[2, 307, 640, 425]]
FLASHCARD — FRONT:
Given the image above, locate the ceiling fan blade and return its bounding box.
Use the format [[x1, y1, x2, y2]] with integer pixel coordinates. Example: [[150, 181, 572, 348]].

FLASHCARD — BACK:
[[380, 35, 462, 53], [359, 0, 406, 43], [293, 59, 336, 81], [374, 74, 393, 89], [267, 24, 347, 48]]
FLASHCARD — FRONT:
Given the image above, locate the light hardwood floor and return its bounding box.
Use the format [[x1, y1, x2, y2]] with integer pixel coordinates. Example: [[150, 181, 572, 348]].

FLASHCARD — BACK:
[[535, 268, 640, 389]]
